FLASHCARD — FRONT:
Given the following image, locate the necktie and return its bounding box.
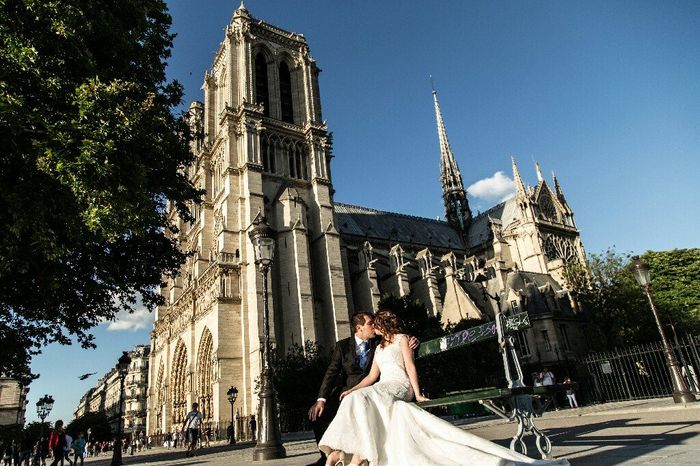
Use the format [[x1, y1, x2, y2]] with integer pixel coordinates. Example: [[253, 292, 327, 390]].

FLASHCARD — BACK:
[[357, 341, 369, 370]]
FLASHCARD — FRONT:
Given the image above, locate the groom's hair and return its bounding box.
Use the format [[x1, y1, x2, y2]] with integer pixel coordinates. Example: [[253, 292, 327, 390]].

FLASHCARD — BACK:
[[351, 311, 373, 330]]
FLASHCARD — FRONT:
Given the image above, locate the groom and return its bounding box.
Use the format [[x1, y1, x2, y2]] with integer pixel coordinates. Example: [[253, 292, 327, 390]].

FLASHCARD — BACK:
[[307, 311, 418, 466]]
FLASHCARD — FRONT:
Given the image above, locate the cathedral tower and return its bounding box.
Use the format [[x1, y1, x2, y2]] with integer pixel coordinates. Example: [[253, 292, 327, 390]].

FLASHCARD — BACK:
[[147, 3, 350, 436], [432, 89, 472, 234]]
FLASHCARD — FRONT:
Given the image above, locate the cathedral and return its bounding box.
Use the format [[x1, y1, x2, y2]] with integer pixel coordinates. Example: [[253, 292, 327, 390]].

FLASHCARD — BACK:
[[146, 4, 588, 436]]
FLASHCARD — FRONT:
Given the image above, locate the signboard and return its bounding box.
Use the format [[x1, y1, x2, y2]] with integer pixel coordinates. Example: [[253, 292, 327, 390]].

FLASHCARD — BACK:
[[417, 312, 531, 358], [600, 360, 612, 374]]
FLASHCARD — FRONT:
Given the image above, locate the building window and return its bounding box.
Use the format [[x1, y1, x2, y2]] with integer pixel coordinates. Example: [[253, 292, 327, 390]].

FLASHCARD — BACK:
[[279, 62, 294, 123], [514, 331, 531, 357], [559, 324, 571, 351], [541, 330, 552, 352], [254, 53, 270, 117]]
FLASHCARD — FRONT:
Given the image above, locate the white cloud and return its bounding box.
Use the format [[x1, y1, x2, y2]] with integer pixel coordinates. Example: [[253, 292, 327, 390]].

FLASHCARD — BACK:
[[467, 171, 515, 202], [106, 307, 154, 332]]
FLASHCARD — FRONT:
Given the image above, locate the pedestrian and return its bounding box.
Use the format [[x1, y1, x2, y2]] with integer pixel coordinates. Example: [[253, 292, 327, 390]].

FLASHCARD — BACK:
[[3, 443, 12, 466], [182, 402, 203, 458], [226, 424, 234, 444], [71, 433, 85, 466], [62, 432, 73, 466], [48, 420, 66, 466], [203, 426, 211, 448], [564, 376, 579, 408], [248, 415, 256, 442]]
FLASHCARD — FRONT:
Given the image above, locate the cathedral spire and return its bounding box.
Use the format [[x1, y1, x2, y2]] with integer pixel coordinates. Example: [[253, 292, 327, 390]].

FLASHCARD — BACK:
[[511, 156, 526, 198], [432, 87, 471, 234], [535, 161, 544, 183]]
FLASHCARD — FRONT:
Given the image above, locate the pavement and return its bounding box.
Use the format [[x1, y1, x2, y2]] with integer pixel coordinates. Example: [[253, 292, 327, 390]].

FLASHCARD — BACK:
[[82, 397, 700, 465]]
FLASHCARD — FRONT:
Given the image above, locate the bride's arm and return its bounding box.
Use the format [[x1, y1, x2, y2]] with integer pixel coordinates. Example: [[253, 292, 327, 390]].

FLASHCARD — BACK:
[[340, 360, 380, 399], [401, 335, 429, 402]]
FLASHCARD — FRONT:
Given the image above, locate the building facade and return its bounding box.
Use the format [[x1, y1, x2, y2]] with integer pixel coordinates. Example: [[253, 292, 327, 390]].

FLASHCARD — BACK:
[[147, 5, 588, 436], [74, 345, 150, 436], [0, 378, 28, 426]]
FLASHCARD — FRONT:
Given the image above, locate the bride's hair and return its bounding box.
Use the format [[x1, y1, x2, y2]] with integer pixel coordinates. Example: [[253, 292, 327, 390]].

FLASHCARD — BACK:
[[374, 310, 403, 346]]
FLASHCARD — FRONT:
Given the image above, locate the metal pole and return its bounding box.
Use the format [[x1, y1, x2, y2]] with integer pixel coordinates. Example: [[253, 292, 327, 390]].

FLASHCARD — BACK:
[[252, 264, 286, 461], [111, 373, 126, 465], [644, 286, 695, 403], [229, 399, 236, 445]]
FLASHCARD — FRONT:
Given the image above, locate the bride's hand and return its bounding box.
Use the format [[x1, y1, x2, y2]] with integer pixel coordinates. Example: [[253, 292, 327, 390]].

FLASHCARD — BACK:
[[415, 394, 430, 402], [340, 389, 353, 400]]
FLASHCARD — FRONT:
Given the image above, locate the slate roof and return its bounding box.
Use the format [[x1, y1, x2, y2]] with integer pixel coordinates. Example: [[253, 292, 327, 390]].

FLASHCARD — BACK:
[[334, 203, 466, 250], [466, 197, 518, 248]]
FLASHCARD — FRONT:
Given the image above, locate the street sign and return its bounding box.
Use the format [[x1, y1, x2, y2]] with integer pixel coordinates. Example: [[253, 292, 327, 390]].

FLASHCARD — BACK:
[[417, 312, 531, 358]]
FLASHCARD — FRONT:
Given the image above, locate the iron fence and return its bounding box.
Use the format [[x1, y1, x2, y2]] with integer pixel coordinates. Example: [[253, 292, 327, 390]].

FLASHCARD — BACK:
[[578, 333, 700, 402]]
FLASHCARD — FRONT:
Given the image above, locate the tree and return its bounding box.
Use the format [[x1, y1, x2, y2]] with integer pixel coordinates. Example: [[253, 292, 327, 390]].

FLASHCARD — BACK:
[[564, 248, 700, 349], [0, 0, 201, 382], [640, 249, 700, 335], [66, 411, 112, 441]]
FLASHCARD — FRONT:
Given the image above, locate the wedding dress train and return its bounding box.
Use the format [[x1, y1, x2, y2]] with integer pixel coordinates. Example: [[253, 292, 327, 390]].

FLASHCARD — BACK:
[[319, 334, 568, 466]]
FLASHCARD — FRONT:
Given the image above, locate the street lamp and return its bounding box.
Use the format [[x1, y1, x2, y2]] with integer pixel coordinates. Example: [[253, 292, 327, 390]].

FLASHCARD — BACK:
[[227, 386, 238, 445], [111, 351, 132, 466], [35, 394, 54, 463], [631, 258, 696, 403], [248, 215, 286, 461], [474, 273, 525, 388]]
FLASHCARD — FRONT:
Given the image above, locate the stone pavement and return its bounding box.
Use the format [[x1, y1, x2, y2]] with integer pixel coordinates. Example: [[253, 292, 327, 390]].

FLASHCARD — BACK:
[[83, 397, 700, 465]]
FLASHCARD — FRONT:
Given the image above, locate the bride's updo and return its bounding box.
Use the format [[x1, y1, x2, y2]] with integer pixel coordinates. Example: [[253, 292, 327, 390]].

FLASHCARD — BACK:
[[373, 310, 403, 346]]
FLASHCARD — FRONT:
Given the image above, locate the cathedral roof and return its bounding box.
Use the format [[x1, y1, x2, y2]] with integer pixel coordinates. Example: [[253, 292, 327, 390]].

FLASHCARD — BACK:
[[466, 197, 518, 248], [335, 203, 465, 250]]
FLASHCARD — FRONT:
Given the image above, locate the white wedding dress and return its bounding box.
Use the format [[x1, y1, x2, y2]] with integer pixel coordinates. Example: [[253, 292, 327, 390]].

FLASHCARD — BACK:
[[319, 334, 568, 466]]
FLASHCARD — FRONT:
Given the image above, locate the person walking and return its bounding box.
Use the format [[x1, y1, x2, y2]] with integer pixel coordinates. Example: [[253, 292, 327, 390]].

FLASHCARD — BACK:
[[71, 433, 85, 466], [48, 421, 65, 466], [248, 415, 256, 442], [563, 376, 579, 408], [182, 403, 203, 458], [62, 432, 73, 466]]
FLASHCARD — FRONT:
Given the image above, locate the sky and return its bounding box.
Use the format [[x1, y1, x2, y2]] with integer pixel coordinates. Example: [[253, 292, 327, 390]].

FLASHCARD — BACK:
[[26, 0, 700, 424]]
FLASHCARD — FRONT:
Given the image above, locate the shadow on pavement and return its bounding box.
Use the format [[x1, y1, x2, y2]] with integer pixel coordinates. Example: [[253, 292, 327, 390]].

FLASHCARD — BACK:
[[488, 417, 699, 465], [86, 442, 255, 465]]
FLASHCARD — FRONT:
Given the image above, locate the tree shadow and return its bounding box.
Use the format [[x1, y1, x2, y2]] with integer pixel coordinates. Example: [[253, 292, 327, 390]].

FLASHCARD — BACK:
[[489, 417, 699, 464]]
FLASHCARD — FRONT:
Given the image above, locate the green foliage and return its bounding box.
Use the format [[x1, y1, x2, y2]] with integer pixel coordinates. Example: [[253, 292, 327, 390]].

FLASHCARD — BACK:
[[270, 341, 330, 409], [641, 249, 700, 334], [379, 293, 503, 397], [66, 411, 112, 441], [564, 248, 700, 349], [0, 0, 202, 382]]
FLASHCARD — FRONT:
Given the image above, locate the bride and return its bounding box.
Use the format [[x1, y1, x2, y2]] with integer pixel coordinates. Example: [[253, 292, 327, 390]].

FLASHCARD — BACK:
[[319, 310, 569, 466]]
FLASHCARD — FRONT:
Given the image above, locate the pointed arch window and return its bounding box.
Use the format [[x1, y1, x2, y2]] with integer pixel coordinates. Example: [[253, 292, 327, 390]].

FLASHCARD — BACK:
[[279, 62, 294, 123], [254, 53, 270, 117]]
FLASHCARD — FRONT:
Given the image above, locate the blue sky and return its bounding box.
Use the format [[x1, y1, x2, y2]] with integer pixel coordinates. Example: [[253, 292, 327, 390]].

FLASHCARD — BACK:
[[27, 0, 700, 423]]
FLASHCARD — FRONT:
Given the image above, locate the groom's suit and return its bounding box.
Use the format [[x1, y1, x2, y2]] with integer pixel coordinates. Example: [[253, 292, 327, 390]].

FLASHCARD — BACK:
[[312, 335, 379, 447]]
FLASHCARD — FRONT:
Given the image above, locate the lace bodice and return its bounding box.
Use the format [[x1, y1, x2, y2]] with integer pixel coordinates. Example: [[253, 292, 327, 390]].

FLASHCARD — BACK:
[[374, 334, 410, 385]]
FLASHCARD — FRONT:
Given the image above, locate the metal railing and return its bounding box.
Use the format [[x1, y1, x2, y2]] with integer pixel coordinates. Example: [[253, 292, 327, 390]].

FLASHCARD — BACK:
[[578, 333, 700, 402]]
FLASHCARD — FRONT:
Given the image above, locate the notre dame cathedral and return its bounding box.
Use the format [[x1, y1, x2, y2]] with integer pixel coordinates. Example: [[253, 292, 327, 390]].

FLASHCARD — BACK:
[[146, 4, 588, 436]]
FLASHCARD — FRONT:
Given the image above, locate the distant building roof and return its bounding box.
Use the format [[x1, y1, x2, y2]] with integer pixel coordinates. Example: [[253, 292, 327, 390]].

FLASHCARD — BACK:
[[335, 202, 466, 250], [466, 197, 518, 248]]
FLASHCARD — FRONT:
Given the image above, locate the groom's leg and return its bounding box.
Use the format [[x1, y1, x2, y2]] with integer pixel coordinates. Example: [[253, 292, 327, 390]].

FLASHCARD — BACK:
[[309, 399, 340, 465]]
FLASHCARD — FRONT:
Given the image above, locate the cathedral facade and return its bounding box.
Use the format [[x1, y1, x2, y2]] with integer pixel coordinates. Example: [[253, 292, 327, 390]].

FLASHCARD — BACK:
[[146, 5, 588, 436]]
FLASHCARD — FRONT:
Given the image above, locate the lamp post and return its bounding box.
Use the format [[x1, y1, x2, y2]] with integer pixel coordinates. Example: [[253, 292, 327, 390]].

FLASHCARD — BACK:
[[111, 351, 133, 466], [227, 386, 238, 445], [474, 273, 525, 388], [35, 394, 54, 463], [631, 258, 695, 403], [248, 216, 286, 461]]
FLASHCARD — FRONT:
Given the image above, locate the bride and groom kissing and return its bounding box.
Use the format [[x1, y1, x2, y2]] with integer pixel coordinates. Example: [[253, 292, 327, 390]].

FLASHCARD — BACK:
[[307, 310, 568, 466]]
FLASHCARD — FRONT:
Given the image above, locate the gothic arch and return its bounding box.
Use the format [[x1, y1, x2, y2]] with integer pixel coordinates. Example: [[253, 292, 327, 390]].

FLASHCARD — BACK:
[[154, 359, 165, 433], [170, 339, 189, 426], [253, 47, 272, 116], [196, 328, 215, 422]]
